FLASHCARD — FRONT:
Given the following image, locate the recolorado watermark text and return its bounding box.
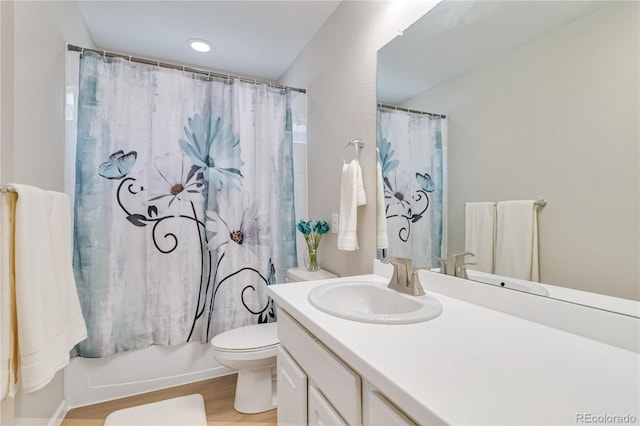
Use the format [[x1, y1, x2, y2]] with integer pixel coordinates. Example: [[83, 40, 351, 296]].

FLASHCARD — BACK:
[[576, 413, 637, 424]]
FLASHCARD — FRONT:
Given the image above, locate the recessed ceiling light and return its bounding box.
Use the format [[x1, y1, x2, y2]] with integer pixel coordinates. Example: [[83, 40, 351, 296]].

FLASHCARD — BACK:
[[188, 39, 212, 53]]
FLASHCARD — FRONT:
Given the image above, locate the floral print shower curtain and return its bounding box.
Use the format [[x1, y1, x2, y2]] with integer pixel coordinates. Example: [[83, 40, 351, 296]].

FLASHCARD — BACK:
[[377, 108, 447, 268], [72, 52, 297, 357]]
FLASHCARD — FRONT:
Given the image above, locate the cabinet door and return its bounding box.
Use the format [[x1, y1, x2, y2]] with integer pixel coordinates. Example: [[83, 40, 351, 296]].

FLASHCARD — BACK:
[[277, 346, 307, 426], [364, 388, 416, 426], [278, 309, 361, 424], [308, 384, 346, 426]]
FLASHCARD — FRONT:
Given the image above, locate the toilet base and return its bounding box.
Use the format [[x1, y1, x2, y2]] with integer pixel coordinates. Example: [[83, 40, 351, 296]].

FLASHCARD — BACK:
[[234, 367, 277, 414]]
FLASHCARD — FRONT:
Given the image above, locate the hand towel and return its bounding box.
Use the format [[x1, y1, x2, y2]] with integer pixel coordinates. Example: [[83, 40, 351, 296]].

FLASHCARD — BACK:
[[376, 160, 388, 249], [464, 202, 496, 273], [356, 160, 366, 207], [1, 192, 18, 400], [494, 200, 540, 282], [338, 160, 360, 250], [11, 184, 87, 393]]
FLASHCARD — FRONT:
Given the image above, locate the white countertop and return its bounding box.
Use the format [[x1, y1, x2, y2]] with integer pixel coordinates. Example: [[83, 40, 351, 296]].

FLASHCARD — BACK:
[[268, 274, 640, 425]]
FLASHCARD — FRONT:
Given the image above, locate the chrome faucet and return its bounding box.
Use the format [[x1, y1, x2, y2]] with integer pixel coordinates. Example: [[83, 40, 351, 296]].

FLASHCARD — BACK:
[[451, 252, 477, 279], [381, 257, 426, 296]]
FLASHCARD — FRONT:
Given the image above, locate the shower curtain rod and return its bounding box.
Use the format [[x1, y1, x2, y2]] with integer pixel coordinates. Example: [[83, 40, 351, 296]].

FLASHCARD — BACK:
[[378, 103, 446, 119], [67, 44, 306, 94]]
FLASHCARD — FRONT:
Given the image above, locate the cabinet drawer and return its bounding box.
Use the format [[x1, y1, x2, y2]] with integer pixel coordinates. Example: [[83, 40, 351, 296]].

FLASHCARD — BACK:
[[365, 388, 416, 426], [308, 384, 346, 426], [278, 309, 361, 425]]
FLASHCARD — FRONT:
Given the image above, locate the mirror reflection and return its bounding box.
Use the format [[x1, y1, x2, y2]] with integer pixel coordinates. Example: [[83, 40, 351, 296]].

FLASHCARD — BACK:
[[377, 0, 639, 316]]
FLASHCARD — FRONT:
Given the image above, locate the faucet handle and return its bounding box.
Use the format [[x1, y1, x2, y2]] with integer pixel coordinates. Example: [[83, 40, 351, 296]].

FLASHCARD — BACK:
[[435, 257, 448, 274], [452, 252, 475, 267], [452, 251, 475, 260]]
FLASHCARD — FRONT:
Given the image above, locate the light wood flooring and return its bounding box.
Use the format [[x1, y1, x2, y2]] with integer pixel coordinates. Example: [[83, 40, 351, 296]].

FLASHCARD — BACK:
[[62, 374, 276, 426]]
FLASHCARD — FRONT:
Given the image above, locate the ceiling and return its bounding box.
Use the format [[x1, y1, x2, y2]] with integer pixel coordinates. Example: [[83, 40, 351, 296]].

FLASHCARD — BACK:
[[76, 1, 342, 81], [377, 0, 610, 104]]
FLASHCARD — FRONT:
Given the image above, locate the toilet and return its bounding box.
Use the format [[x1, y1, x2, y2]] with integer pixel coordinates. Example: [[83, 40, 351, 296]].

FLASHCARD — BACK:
[[211, 322, 279, 414], [211, 267, 337, 414]]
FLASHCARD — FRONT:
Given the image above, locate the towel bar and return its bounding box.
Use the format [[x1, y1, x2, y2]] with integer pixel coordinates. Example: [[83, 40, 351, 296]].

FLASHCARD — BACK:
[[343, 139, 364, 163]]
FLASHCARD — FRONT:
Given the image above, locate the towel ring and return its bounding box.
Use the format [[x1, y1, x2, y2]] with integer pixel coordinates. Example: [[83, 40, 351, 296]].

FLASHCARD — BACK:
[[343, 139, 364, 163]]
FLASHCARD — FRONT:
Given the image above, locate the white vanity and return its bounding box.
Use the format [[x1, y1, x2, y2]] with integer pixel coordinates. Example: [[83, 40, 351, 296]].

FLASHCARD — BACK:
[[267, 271, 639, 425]]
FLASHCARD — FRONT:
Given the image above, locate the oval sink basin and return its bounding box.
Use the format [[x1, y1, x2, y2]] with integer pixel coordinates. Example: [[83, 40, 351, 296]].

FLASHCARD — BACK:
[[308, 282, 443, 324]]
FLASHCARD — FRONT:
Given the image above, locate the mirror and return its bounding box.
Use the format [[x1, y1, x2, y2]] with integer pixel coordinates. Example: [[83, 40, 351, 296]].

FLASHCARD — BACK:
[[377, 0, 639, 316]]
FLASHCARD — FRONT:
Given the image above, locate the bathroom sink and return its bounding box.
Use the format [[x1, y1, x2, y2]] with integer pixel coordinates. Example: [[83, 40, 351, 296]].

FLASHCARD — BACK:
[[308, 282, 443, 324]]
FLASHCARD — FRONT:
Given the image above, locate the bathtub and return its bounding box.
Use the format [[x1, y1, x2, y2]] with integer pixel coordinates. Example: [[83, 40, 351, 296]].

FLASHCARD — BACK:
[[65, 342, 231, 408]]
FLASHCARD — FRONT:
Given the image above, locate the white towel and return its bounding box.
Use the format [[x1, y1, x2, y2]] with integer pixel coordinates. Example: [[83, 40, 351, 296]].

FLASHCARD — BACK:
[[1, 192, 18, 400], [464, 202, 496, 273], [376, 160, 388, 249], [337, 160, 362, 250], [356, 160, 366, 207], [494, 200, 540, 282], [10, 184, 87, 393]]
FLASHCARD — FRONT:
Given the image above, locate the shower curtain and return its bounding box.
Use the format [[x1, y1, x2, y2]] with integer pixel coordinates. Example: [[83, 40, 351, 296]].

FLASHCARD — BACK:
[[72, 52, 297, 357], [377, 108, 447, 268]]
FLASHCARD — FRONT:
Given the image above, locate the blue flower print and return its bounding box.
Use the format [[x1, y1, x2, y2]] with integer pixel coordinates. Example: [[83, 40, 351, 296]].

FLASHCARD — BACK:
[[179, 113, 244, 191], [377, 137, 399, 178]]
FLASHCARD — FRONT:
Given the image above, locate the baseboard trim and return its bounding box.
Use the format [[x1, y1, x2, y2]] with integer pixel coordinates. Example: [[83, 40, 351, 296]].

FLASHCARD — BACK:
[[47, 400, 67, 426]]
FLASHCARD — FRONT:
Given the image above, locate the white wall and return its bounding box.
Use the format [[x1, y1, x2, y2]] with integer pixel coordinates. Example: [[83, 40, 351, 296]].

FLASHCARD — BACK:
[[280, 0, 442, 277], [402, 2, 639, 300], [0, 1, 96, 423]]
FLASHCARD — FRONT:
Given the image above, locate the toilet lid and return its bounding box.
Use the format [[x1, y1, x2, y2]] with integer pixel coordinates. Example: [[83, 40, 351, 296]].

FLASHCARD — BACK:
[[211, 322, 279, 351]]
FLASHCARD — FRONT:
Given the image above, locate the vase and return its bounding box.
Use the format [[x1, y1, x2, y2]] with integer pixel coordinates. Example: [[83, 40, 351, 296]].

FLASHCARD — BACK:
[[305, 247, 320, 272]]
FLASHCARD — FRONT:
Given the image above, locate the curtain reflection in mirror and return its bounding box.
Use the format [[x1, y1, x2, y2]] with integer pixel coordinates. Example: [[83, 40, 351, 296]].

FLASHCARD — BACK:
[[377, 107, 447, 268]]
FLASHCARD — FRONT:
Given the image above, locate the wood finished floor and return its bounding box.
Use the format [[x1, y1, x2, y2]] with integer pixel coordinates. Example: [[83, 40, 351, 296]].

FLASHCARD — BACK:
[[62, 374, 276, 426]]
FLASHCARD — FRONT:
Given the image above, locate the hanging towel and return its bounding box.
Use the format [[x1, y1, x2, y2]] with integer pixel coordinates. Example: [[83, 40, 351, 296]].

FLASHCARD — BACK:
[[356, 160, 367, 207], [376, 160, 388, 249], [494, 200, 540, 282], [338, 160, 362, 250], [10, 184, 87, 393], [464, 202, 496, 273], [1, 192, 18, 400]]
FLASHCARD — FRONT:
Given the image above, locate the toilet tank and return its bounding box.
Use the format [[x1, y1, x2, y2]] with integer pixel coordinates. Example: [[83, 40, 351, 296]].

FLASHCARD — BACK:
[[286, 268, 338, 283]]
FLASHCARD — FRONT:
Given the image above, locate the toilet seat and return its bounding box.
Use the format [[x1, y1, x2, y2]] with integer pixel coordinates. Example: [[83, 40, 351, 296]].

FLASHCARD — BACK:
[[211, 322, 279, 352]]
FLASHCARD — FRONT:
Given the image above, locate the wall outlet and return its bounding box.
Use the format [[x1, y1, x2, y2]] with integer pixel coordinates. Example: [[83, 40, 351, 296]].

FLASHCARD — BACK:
[[330, 213, 339, 233]]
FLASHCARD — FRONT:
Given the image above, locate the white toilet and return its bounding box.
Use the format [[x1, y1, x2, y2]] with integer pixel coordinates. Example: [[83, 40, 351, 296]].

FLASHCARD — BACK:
[[211, 322, 279, 414], [211, 268, 337, 414]]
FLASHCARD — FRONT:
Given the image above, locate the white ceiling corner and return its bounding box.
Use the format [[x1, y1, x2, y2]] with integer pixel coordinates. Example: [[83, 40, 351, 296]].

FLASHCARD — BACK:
[[76, 0, 342, 82]]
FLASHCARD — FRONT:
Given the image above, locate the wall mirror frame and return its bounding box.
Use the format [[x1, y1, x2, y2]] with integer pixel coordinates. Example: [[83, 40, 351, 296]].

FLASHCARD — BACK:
[[376, 0, 639, 317]]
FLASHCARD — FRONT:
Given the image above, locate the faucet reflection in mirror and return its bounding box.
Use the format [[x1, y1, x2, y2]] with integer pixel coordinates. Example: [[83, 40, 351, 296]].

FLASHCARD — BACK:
[[377, 106, 447, 268]]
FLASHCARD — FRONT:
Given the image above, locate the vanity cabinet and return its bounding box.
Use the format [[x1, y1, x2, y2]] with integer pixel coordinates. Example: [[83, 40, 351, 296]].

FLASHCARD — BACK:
[[277, 346, 307, 425], [363, 383, 416, 426], [277, 309, 416, 426]]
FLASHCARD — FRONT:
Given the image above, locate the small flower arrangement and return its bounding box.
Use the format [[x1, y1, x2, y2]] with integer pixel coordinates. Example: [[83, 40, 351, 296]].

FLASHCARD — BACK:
[[296, 219, 330, 272]]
